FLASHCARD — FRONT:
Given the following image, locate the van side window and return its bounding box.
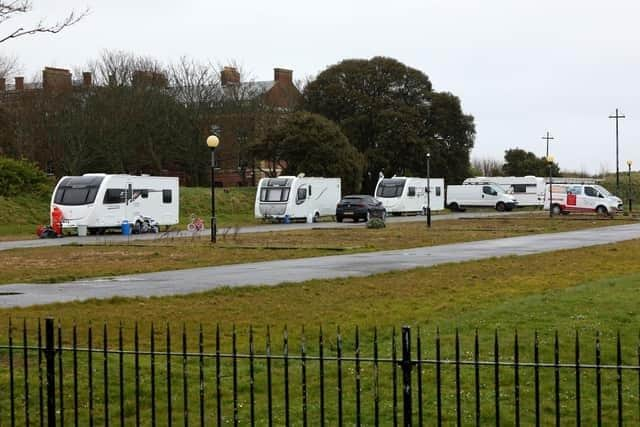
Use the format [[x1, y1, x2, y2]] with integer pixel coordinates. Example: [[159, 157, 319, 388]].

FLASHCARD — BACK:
[[163, 190, 172, 203], [104, 188, 126, 204], [584, 186, 598, 197], [436, 186, 441, 196], [407, 186, 416, 197], [483, 186, 497, 196], [567, 186, 582, 195]]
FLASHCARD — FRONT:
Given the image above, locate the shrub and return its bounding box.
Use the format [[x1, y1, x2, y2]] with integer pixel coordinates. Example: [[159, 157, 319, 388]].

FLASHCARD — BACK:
[[0, 156, 49, 197], [366, 217, 386, 229]]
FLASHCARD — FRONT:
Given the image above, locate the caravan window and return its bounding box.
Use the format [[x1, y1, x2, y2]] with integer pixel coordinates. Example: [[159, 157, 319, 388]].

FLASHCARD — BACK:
[[104, 188, 126, 204], [296, 187, 307, 204], [435, 186, 441, 196], [512, 184, 527, 193], [133, 189, 149, 199], [376, 179, 406, 198], [163, 190, 172, 203], [407, 187, 416, 197], [260, 188, 290, 202], [53, 176, 103, 206]]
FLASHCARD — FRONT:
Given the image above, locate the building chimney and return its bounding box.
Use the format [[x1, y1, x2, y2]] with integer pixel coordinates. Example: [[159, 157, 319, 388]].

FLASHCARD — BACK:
[[82, 72, 92, 87], [14, 76, 24, 91], [221, 66, 240, 86], [0, 78, 5, 92], [274, 68, 293, 84], [43, 67, 72, 92]]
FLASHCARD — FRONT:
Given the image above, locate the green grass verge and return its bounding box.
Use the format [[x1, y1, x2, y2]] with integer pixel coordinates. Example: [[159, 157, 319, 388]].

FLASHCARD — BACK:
[[1, 239, 640, 424]]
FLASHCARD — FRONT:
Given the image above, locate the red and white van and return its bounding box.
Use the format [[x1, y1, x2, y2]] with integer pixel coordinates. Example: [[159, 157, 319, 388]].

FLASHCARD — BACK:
[[543, 184, 623, 216]]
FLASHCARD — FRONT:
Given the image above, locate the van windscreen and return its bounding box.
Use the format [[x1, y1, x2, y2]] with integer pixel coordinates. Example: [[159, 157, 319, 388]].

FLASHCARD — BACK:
[[376, 179, 406, 198]]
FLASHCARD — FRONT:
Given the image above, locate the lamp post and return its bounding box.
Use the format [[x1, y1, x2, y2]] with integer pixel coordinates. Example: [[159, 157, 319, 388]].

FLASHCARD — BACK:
[[547, 155, 555, 218], [627, 160, 633, 213], [426, 152, 431, 228], [206, 135, 220, 243]]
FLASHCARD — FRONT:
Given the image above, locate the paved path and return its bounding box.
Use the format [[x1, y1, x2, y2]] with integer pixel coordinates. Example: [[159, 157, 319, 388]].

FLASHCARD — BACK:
[[0, 210, 528, 252], [1, 222, 638, 308]]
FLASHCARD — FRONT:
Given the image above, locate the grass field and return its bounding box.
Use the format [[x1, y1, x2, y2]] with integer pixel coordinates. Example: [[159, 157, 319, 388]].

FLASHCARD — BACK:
[[0, 215, 633, 285], [1, 238, 640, 424]]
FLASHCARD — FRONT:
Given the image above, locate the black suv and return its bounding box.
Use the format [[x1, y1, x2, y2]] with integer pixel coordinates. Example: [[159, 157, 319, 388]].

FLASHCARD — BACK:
[[336, 195, 386, 222]]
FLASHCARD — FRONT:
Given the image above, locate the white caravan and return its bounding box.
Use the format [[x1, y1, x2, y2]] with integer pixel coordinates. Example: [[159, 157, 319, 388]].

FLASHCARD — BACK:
[[463, 176, 545, 207], [255, 175, 341, 223], [543, 183, 623, 216], [446, 184, 518, 211], [374, 177, 445, 215], [51, 174, 179, 234]]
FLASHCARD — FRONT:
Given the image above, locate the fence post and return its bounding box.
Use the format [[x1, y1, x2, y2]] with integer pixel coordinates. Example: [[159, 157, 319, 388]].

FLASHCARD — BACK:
[[402, 326, 412, 427], [45, 318, 56, 427]]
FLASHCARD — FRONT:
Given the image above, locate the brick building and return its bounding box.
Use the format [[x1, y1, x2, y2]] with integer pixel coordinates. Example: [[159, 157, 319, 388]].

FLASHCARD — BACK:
[[0, 65, 301, 186]]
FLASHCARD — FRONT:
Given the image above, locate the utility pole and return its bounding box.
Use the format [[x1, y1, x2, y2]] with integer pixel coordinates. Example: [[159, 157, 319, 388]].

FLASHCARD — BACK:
[[541, 131, 554, 158], [609, 108, 626, 194]]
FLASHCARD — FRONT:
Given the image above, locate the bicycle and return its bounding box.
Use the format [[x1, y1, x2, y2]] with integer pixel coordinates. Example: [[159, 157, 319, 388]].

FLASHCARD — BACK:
[[187, 214, 205, 232]]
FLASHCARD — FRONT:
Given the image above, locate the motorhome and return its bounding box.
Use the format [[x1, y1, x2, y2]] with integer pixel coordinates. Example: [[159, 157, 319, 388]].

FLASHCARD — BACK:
[[463, 176, 545, 207], [447, 183, 518, 211], [51, 174, 179, 234], [255, 175, 341, 222], [543, 183, 623, 216], [374, 177, 445, 215]]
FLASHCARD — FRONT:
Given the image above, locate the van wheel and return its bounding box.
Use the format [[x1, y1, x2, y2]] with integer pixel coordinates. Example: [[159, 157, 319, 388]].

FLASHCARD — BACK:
[[449, 202, 459, 212], [496, 202, 506, 212], [596, 205, 609, 216], [336, 216, 343, 223], [551, 204, 562, 216], [313, 212, 320, 223]]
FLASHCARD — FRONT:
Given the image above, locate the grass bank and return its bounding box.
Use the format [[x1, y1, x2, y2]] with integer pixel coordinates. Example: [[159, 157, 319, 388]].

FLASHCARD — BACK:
[[0, 186, 258, 240]]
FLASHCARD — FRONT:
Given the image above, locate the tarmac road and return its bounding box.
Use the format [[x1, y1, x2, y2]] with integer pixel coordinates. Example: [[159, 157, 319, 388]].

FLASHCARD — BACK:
[[0, 222, 638, 308], [0, 210, 529, 252]]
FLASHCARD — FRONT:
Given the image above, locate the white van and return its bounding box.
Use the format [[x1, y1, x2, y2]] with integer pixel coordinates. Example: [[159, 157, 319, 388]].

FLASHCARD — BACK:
[[447, 184, 518, 211], [255, 175, 341, 223], [463, 176, 545, 207], [544, 183, 622, 215], [51, 174, 179, 234], [374, 177, 445, 215]]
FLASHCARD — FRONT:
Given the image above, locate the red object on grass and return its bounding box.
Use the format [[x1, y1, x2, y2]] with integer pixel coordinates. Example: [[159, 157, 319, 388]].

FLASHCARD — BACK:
[[51, 207, 64, 236]]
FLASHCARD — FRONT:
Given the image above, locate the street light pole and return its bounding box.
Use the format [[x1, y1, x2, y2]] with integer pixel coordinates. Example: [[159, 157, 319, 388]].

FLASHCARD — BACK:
[[627, 160, 633, 213], [609, 108, 626, 194], [426, 152, 431, 228], [206, 135, 220, 243]]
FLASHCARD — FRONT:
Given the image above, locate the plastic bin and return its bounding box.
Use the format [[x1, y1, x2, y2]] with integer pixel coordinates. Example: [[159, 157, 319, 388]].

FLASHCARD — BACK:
[[77, 225, 87, 237], [121, 220, 131, 235]]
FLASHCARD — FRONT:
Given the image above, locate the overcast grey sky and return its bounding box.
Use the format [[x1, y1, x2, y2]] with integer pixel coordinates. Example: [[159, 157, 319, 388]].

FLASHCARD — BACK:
[[5, 0, 640, 174]]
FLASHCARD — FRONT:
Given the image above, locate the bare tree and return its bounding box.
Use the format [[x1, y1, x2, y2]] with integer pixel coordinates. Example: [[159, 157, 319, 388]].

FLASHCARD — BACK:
[[87, 49, 165, 86], [0, 1, 89, 44], [471, 157, 504, 176], [0, 53, 19, 78]]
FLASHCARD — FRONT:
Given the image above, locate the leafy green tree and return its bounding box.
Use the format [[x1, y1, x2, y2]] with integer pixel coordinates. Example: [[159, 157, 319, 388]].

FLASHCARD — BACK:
[[303, 56, 475, 187], [503, 148, 560, 176], [253, 112, 364, 194]]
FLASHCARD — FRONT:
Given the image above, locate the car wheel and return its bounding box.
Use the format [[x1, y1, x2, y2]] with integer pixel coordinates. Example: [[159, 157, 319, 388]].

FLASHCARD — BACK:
[[596, 205, 608, 216], [551, 204, 562, 216], [496, 202, 506, 212]]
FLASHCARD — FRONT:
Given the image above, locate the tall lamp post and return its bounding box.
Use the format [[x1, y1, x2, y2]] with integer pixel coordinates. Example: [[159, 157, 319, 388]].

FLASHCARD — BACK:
[[627, 160, 633, 213], [609, 108, 626, 194], [426, 152, 431, 228], [206, 135, 220, 243], [548, 155, 555, 218]]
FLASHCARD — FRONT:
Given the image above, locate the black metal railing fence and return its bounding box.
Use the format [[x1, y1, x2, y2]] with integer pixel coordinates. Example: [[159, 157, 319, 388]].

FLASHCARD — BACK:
[[0, 318, 639, 426]]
